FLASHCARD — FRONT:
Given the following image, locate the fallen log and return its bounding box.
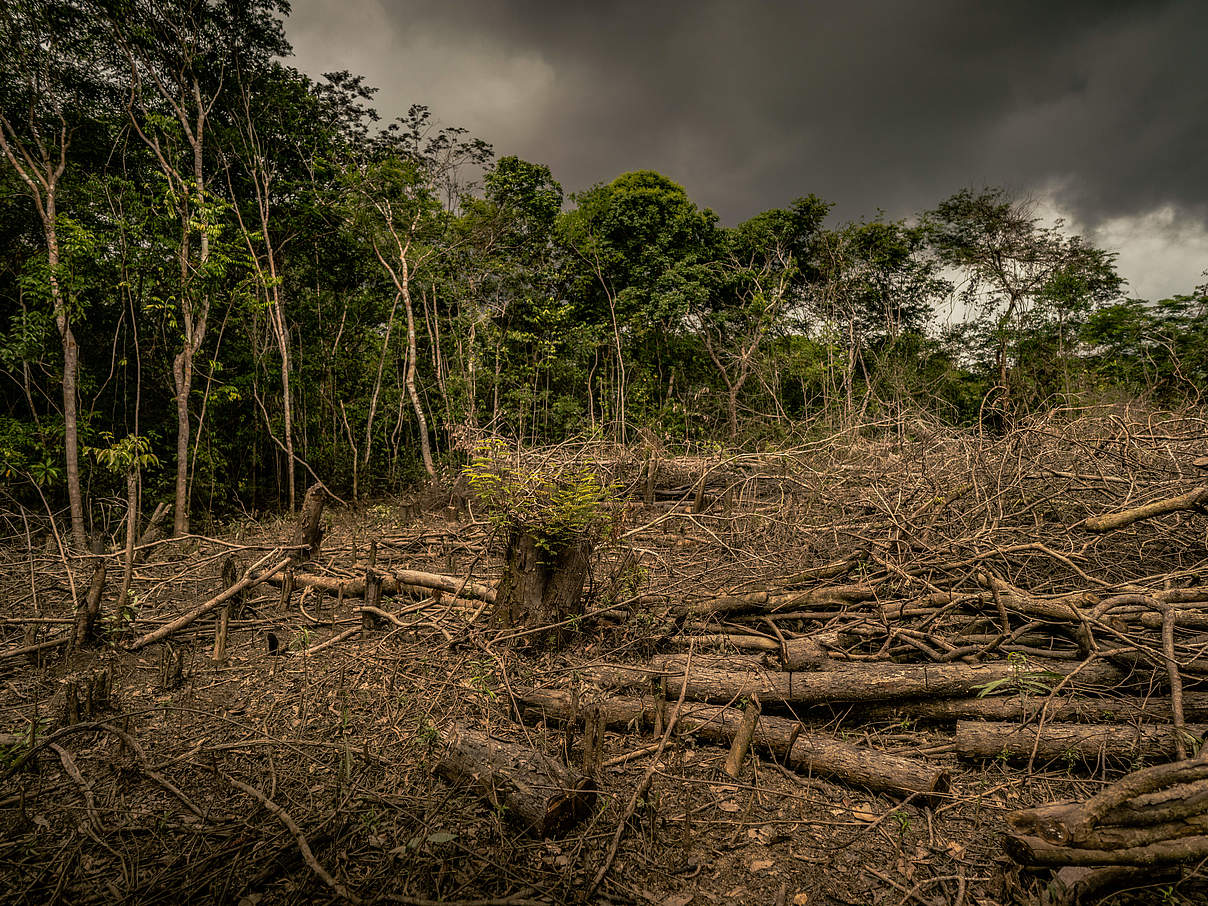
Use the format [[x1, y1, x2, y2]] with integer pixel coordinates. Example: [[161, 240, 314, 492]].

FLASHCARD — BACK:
[[260, 569, 496, 604], [1013, 758, 1208, 846], [1084, 486, 1208, 533], [582, 656, 1131, 706], [954, 720, 1204, 763], [1010, 781, 1208, 845], [1006, 832, 1208, 867], [859, 692, 1208, 725], [516, 688, 950, 801], [435, 721, 596, 837], [673, 584, 877, 619]]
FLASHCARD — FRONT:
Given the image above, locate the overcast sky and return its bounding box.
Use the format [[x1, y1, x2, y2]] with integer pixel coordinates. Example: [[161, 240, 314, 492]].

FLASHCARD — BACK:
[[284, 0, 1208, 301]]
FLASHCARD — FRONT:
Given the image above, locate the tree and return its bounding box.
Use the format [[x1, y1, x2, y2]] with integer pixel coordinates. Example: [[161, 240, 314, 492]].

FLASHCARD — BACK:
[[344, 106, 491, 480], [0, 0, 113, 547], [925, 188, 1121, 414], [560, 170, 717, 440], [698, 197, 829, 438], [107, 0, 289, 534]]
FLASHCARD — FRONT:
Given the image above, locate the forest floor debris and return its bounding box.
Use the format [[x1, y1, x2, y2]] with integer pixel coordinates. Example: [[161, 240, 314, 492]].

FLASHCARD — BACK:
[[2, 405, 1208, 904]]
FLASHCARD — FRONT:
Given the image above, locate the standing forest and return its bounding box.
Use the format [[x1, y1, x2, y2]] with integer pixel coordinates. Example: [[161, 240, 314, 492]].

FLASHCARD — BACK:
[[3, 2, 1208, 905]]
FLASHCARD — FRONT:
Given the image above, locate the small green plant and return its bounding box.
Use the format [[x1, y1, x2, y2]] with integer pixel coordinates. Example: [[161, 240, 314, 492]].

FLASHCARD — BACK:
[[0, 719, 49, 768], [463, 439, 618, 555], [289, 627, 312, 651], [893, 811, 911, 836], [974, 652, 1062, 699], [416, 719, 439, 746]]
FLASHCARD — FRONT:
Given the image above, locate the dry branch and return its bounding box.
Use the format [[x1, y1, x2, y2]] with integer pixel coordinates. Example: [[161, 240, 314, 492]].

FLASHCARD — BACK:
[[1084, 486, 1208, 533], [128, 553, 292, 650]]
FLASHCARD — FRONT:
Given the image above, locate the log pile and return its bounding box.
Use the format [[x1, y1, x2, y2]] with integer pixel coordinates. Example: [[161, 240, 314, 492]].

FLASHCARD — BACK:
[[1007, 756, 1208, 868], [525, 419, 1208, 800]]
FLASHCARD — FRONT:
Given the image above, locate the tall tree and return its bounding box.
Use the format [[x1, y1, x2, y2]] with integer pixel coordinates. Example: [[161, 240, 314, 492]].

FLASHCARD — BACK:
[[107, 0, 289, 533], [925, 188, 1121, 414], [0, 0, 113, 547]]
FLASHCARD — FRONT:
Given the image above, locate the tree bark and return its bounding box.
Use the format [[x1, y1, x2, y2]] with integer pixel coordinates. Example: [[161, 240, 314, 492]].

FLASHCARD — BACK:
[[494, 531, 590, 646], [858, 692, 1208, 725], [954, 720, 1202, 763], [1084, 487, 1208, 533], [517, 688, 950, 801], [293, 483, 327, 562], [436, 720, 596, 837], [583, 656, 1129, 706]]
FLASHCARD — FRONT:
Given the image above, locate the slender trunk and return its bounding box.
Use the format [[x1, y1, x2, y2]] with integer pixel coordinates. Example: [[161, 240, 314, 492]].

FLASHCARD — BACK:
[[363, 291, 401, 472], [172, 348, 191, 535], [277, 309, 295, 512], [402, 265, 435, 477], [119, 467, 137, 607], [45, 209, 86, 548]]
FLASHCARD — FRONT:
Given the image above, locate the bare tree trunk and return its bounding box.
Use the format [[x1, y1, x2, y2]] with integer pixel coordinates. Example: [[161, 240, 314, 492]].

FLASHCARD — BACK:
[[402, 267, 435, 477], [46, 199, 86, 548], [172, 348, 192, 535]]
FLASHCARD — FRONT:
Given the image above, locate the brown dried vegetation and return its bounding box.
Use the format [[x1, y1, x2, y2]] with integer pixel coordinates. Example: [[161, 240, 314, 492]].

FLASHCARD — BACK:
[[2, 404, 1208, 905]]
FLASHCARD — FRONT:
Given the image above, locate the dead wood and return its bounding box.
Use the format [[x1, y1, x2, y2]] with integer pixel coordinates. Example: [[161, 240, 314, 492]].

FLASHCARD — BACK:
[[435, 720, 596, 837], [516, 687, 950, 800], [293, 483, 327, 561], [673, 584, 877, 619], [128, 553, 292, 650], [859, 692, 1208, 724], [583, 657, 1130, 706], [1084, 486, 1208, 533], [954, 720, 1203, 762], [1005, 832, 1208, 867], [262, 568, 496, 604]]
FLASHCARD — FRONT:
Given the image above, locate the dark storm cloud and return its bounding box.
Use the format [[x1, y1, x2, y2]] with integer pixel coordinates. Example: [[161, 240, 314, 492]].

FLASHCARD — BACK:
[[285, 0, 1208, 292]]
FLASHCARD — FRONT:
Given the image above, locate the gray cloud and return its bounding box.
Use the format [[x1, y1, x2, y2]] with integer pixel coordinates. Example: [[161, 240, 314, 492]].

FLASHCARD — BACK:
[[285, 0, 1208, 296]]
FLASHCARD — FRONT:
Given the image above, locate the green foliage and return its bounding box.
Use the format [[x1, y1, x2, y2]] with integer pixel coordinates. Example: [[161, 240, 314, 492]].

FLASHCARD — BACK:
[[463, 439, 617, 552], [973, 652, 1062, 699], [86, 432, 159, 474]]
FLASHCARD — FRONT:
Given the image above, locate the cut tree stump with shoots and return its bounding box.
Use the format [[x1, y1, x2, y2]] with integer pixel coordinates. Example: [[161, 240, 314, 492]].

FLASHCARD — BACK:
[[466, 442, 617, 648]]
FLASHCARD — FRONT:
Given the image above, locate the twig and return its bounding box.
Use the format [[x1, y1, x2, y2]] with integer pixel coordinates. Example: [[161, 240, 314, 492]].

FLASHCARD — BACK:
[[585, 641, 694, 900], [224, 773, 362, 904]]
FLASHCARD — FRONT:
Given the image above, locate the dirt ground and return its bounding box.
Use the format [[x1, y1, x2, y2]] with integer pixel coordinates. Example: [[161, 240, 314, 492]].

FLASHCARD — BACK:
[[3, 408, 1208, 905]]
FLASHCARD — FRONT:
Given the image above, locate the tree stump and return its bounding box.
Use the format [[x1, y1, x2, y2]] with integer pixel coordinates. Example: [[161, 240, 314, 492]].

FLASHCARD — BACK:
[[494, 530, 590, 647], [71, 553, 108, 649], [61, 667, 113, 725]]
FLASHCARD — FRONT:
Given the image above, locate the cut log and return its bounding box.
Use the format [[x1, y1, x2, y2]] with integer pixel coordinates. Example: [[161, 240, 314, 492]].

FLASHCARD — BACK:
[[1019, 758, 1208, 846], [674, 584, 877, 619], [954, 720, 1204, 763], [435, 721, 596, 837], [859, 692, 1208, 725], [582, 656, 1130, 706], [1006, 832, 1208, 867], [516, 688, 950, 801], [260, 568, 496, 604], [1010, 781, 1208, 845], [1084, 486, 1208, 533]]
